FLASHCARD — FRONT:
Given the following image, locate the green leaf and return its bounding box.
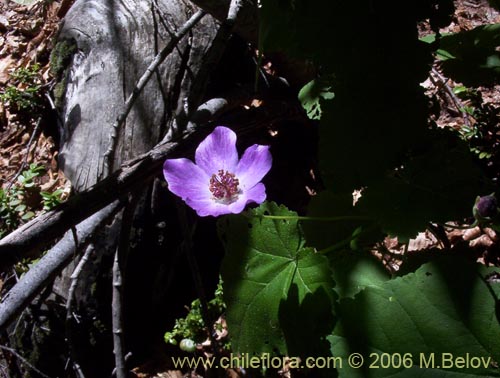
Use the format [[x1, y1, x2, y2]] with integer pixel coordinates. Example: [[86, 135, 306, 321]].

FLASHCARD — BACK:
[[14, 204, 26, 212], [452, 85, 467, 95], [9, 198, 21, 207], [330, 257, 500, 377], [298, 77, 335, 120], [21, 211, 35, 220], [219, 202, 335, 357], [329, 250, 390, 299]]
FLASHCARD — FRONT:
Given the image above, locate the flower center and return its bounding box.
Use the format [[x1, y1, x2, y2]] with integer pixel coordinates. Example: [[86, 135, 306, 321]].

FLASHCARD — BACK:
[[209, 169, 240, 202]]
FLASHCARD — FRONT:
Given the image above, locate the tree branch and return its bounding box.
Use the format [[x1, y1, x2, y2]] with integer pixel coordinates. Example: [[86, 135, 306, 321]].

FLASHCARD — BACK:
[[111, 195, 137, 378], [186, 0, 243, 122], [66, 244, 94, 378], [111, 250, 126, 378], [0, 201, 122, 332]]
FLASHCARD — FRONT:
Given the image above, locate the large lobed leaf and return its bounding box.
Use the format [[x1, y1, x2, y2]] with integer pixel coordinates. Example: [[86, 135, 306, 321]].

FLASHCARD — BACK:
[[330, 257, 500, 377], [218, 202, 335, 357]]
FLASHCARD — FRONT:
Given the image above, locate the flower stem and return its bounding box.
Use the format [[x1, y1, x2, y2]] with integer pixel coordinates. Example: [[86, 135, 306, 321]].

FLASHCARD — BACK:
[[260, 215, 373, 222], [316, 237, 352, 255], [316, 224, 379, 255]]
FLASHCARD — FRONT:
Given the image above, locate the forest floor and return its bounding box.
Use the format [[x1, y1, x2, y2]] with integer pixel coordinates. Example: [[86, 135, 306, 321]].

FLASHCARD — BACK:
[[0, 0, 500, 377]]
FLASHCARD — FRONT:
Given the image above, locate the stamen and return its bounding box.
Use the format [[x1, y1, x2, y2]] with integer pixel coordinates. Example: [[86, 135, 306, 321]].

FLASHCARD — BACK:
[[209, 169, 240, 202]]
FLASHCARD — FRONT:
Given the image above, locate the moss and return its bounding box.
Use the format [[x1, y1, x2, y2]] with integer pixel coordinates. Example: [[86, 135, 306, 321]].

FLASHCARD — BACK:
[[53, 75, 68, 108], [50, 38, 77, 108], [49, 38, 77, 78]]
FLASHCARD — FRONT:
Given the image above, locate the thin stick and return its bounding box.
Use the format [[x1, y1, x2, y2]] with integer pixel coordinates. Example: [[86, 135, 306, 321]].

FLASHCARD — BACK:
[[102, 10, 206, 176], [111, 196, 137, 378], [0, 344, 51, 378], [111, 249, 126, 378], [185, 0, 242, 125], [6, 117, 42, 191], [260, 215, 373, 222], [65, 244, 94, 378], [430, 68, 472, 129], [66, 246, 94, 319]]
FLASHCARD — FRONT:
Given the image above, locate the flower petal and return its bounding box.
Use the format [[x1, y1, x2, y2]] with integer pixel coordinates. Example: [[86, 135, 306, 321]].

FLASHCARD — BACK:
[[186, 197, 246, 217], [186, 184, 267, 217], [163, 158, 211, 202], [195, 126, 238, 175], [241, 182, 266, 205], [236, 145, 272, 189]]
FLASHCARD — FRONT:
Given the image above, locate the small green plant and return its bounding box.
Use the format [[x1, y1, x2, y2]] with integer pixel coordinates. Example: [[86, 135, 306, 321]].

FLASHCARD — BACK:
[[164, 278, 226, 349], [452, 87, 500, 181], [14, 256, 42, 277], [0, 63, 44, 111], [0, 163, 56, 238], [17, 163, 45, 188], [41, 189, 64, 211], [10, 64, 41, 84]]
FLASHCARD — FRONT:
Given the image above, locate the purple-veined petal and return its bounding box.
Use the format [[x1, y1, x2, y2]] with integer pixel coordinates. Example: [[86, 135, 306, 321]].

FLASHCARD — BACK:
[[186, 183, 266, 217], [163, 158, 211, 202], [195, 126, 238, 175], [186, 196, 246, 217], [241, 182, 266, 205], [236, 144, 272, 190]]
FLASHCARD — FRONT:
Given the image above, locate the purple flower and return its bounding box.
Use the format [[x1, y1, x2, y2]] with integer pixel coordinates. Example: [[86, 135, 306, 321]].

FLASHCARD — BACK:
[[163, 126, 272, 217], [473, 194, 498, 220]]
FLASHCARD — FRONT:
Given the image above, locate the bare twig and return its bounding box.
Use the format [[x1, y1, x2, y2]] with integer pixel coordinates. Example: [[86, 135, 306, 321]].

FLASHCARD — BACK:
[[0, 201, 122, 332], [6, 117, 42, 191], [65, 244, 94, 378], [102, 10, 207, 177], [0, 344, 51, 378], [111, 250, 126, 378], [430, 67, 472, 129], [186, 0, 243, 125], [66, 245, 93, 320], [111, 195, 137, 378]]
